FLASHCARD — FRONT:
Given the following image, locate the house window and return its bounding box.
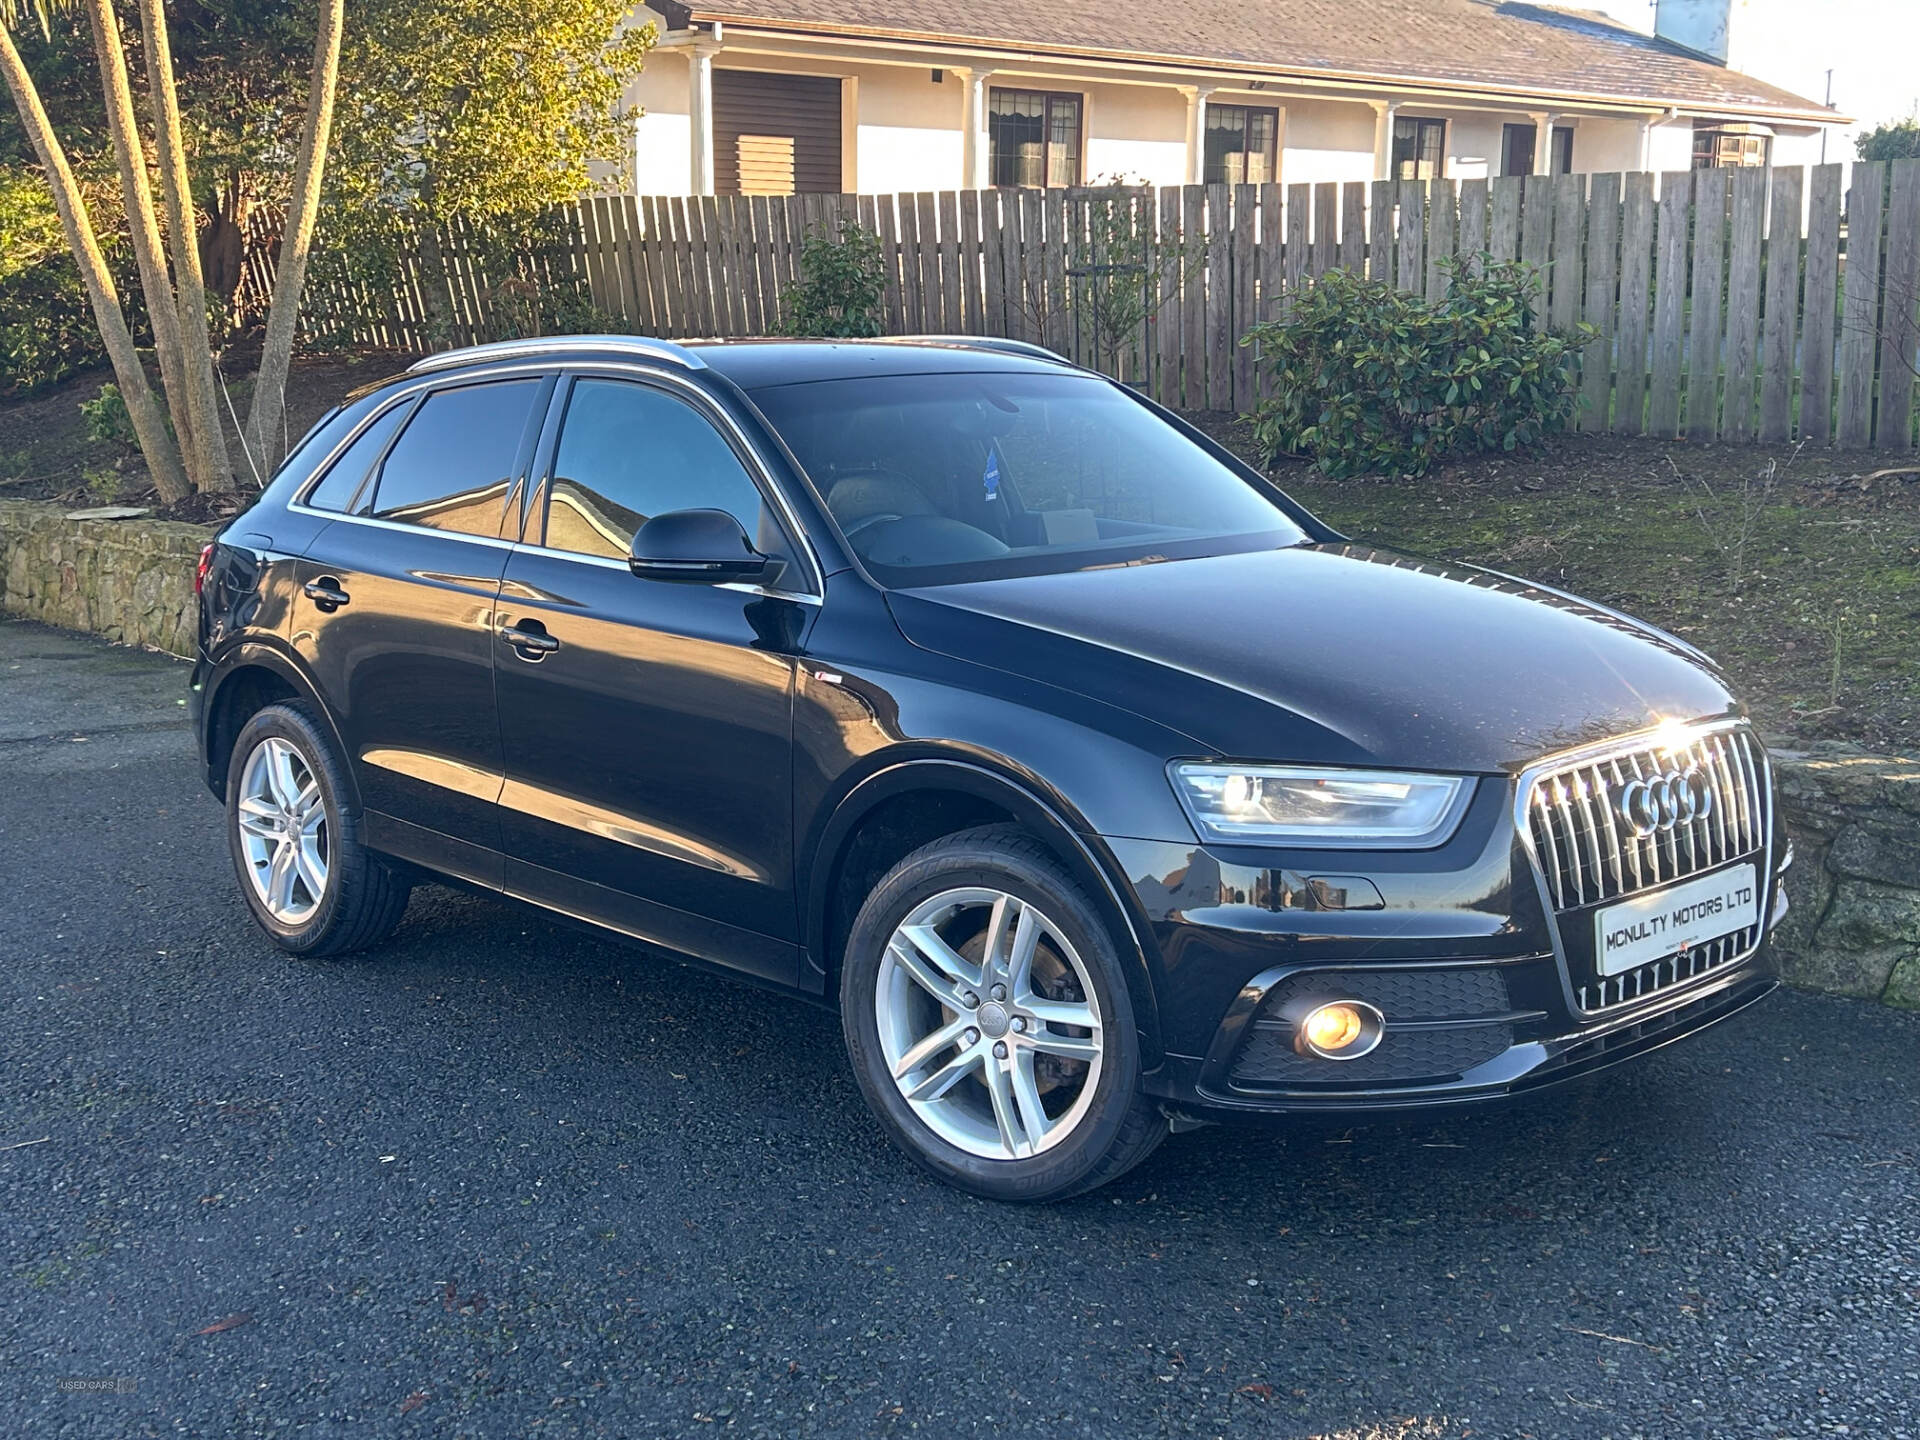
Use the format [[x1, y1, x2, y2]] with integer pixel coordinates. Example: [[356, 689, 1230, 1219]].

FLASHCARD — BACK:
[[989, 88, 1083, 188], [1204, 104, 1280, 186], [1692, 122, 1771, 169], [1501, 123, 1535, 177], [1553, 126, 1575, 174], [1391, 116, 1446, 181], [1501, 123, 1574, 177]]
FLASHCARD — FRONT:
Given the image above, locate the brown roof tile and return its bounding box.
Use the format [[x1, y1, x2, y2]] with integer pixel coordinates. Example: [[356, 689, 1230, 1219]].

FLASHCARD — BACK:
[[684, 0, 1836, 121]]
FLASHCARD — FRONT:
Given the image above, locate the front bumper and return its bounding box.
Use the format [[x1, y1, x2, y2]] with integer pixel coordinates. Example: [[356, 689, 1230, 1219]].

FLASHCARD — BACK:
[[1149, 955, 1777, 1119], [1106, 789, 1790, 1121]]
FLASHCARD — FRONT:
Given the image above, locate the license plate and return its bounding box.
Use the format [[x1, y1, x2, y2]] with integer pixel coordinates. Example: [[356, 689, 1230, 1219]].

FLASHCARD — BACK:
[[1592, 864, 1760, 977]]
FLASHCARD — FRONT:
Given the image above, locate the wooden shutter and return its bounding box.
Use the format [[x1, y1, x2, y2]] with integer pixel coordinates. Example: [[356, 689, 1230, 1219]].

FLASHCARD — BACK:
[[713, 70, 843, 196]]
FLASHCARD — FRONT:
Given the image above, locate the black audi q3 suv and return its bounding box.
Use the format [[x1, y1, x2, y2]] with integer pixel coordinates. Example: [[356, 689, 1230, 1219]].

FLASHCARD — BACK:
[[192, 335, 1787, 1200]]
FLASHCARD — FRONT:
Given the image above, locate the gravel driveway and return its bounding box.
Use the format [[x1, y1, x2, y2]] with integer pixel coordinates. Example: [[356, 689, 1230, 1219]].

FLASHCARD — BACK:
[[2, 618, 1916, 1440]]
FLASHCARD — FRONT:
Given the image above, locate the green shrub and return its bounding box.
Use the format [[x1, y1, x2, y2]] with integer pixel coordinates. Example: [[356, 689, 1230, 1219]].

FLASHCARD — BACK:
[[1242, 256, 1595, 478], [1, 257, 110, 397], [475, 274, 623, 344], [78, 382, 139, 449], [0, 165, 120, 397], [781, 219, 886, 338]]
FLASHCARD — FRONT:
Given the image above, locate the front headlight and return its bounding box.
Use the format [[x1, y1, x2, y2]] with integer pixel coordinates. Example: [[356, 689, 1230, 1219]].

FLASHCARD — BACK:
[[1170, 763, 1472, 848]]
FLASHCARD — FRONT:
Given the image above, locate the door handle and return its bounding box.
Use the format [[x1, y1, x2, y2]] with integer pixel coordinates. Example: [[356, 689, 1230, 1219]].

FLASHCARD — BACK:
[[500, 619, 560, 658], [303, 577, 351, 611]]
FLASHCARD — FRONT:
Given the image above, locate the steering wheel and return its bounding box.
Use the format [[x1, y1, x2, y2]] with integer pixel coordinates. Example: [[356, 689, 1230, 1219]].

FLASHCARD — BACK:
[[843, 511, 904, 539], [826, 468, 930, 542]]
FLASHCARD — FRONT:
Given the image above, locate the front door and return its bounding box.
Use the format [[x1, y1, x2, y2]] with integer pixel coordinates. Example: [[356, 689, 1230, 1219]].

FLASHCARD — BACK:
[[494, 374, 815, 984], [293, 374, 549, 884]]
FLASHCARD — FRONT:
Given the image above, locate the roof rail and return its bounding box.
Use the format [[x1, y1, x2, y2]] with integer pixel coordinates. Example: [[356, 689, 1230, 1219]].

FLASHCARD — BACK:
[[900, 335, 1077, 367], [406, 334, 707, 375]]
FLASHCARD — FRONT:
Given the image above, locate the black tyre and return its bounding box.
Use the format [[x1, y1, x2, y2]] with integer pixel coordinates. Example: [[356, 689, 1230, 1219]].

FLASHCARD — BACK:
[[840, 824, 1167, 1201], [224, 701, 411, 956]]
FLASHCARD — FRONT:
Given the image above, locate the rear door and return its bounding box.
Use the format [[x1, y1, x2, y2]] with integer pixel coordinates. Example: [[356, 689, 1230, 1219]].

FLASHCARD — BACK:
[[292, 372, 551, 885], [493, 371, 817, 984]]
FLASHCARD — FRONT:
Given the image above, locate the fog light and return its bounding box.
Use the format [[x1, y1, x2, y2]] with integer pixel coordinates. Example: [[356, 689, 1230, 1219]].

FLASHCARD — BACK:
[[1295, 1000, 1385, 1060]]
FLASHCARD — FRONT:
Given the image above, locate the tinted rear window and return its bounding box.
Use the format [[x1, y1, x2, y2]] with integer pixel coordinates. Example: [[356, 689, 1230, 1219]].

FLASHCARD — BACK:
[[368, 379, 542, 538], [304, 400, 413, 513]]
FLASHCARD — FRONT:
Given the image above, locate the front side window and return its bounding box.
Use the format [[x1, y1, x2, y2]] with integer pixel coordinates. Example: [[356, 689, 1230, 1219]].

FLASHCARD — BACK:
[[541, 377, 781, 562], [751, 371, 1309, 586], [367, 379, 541, 537], [1392, 116, 1446, 181], [988, 88, 1082, 188], [1204, 104, 1280, 186]]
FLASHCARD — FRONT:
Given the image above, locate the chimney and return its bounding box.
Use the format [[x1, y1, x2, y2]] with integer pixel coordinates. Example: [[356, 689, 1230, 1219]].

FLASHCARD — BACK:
[[1654, 0, 1731, 65]]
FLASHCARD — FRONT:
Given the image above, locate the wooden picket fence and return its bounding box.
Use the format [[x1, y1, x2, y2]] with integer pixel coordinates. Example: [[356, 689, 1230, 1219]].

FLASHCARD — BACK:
[[302, 160, 1920, 449]]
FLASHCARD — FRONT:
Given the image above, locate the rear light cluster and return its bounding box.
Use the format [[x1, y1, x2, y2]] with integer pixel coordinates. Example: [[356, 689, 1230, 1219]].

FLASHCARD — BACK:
[[195, 542, 215, 597]]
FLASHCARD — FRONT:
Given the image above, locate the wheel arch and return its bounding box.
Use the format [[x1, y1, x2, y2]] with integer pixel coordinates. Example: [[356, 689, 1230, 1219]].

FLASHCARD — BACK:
[[805, 758, 1165, 1067], [202, 645, 358, 811]]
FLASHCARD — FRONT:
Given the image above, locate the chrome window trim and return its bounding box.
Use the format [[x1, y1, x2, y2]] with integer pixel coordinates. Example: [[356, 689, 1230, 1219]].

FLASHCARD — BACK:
[[504, 540, 823, 606], [407, 335, 707, 374], [289, 359, 561, 519], [284, 505, 521, 551], [1511, 716, 1775, 1022]]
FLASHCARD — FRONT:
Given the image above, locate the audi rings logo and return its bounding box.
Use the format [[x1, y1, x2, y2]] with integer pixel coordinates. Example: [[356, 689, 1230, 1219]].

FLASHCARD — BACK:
[[1617, 765, 1714, 837]]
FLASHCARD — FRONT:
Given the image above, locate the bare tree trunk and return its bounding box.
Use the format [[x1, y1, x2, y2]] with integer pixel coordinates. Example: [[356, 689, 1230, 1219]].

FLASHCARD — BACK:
[[0, 23, 189, 503], [244, 0, 343, 476], [82, 0, 202, 487], [135, 0, 232, 491]]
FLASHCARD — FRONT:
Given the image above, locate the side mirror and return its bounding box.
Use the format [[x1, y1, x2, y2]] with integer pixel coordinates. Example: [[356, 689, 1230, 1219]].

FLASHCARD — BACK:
[[628, 508, 776, 585]]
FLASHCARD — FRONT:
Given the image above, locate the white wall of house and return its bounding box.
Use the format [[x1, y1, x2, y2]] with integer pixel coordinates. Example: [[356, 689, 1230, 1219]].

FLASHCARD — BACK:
[[1768, 127, 1824, 169], [1442, 111, 1507, 181], [619, 25, 1838, 196], [633, 91, 693, 195], [846, 64, 962, 191], [1275, 99, 1377, 187], [1647, 118, 1697, 172], [1573, 116, 1649, 173], [1083, 84, 1187, 186]]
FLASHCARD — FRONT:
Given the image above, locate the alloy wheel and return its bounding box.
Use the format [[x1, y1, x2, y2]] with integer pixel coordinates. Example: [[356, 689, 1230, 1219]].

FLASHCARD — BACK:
[[874, 887, 1105, 1161], [235, 736, 330, 925]]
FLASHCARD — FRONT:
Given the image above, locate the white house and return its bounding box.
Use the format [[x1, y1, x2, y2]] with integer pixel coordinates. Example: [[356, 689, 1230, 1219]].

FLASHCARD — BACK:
[[623, 0, 1844, 197]]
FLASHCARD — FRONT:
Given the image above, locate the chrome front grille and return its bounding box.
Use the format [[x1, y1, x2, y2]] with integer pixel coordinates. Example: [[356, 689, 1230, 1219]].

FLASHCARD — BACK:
[[1526, 727, 1768, 911], [1520, 723, 1772, 1014], [1576, 927, 1757, 1011]]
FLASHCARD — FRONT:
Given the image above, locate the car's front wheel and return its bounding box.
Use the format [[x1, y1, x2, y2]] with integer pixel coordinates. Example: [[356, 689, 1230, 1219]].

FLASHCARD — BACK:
[[840, 825, 1167, 1201], [225, 702, 411, 956]]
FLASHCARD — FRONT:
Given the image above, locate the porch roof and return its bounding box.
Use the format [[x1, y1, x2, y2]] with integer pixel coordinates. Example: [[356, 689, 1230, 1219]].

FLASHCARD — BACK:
[[664, 0, 1842, 124]]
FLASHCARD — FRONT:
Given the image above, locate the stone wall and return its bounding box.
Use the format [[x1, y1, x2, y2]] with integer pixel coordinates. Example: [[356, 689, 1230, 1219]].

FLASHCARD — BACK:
[[0, 500, 211, 658], [1771, 746, 1920, 1008]]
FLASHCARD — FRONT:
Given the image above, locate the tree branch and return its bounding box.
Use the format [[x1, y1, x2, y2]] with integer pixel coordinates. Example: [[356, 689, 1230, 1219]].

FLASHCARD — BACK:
[[244, 0, 343, 475]]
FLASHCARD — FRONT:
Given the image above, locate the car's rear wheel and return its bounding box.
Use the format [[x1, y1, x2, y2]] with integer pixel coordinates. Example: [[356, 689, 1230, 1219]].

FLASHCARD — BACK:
[[840, 825, 1166, 1201], [225, 702, 411, 956]]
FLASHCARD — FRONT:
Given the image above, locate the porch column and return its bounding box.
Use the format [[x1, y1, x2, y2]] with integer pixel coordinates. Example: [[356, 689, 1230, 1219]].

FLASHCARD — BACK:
[[1532, 111, 1554, 175], [688, 42, 719, 196], [1371, 99, 1397, 181], [958, 67, 993, 189], [1181, 84, 1216, 185]]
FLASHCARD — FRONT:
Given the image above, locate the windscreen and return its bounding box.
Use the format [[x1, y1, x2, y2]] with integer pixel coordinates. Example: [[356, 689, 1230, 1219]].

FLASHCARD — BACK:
[[750, 371, 1309, 585]]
